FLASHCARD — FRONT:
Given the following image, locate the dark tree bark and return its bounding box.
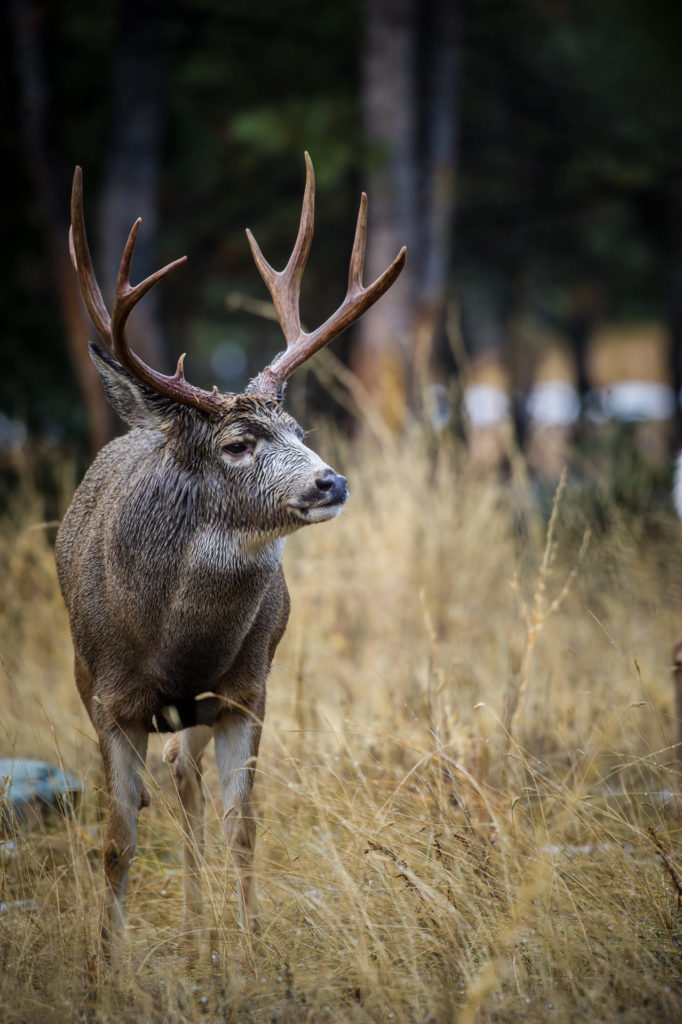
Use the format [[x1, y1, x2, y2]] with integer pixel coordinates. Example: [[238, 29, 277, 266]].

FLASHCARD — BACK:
[[354, 0, 418, 427], [9, 0, 169, 449], [354, 0, 461, 425], [9, 0, 115, 452], [414, 0, 460, 363], [97, 0, 168, 373]]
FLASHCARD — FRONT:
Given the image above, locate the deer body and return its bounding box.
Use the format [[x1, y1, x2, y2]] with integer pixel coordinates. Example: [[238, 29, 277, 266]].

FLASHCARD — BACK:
[[56, 156, 405, 954], [57, 392, 306, 732]]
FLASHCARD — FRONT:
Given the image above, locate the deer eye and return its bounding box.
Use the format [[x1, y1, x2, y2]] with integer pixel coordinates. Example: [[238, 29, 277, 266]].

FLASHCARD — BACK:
[[223, 441, 252, 456]]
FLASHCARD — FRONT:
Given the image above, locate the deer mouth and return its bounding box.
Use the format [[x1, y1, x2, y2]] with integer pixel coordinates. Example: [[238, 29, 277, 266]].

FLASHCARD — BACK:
[[289, 487, 348, 522]]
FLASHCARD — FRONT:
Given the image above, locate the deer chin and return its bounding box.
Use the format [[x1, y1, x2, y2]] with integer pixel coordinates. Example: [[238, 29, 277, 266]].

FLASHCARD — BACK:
[[289, 500, 345, 524]]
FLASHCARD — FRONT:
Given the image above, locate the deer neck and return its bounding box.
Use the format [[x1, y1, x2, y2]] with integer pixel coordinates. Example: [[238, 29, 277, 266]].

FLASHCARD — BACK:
[[188, 524, 285, 579]]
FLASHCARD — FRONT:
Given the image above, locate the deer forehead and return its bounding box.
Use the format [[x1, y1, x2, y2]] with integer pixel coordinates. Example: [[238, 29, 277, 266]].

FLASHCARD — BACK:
[[213, 398, 304, 444]]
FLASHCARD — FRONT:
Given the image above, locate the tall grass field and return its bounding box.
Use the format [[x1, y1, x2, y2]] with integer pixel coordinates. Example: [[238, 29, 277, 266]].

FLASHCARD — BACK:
[[1, 427, 681, 1023]]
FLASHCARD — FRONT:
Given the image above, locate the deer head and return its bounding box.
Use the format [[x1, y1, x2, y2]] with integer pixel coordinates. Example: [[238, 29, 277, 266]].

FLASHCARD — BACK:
[[69, 155, 406, 537]]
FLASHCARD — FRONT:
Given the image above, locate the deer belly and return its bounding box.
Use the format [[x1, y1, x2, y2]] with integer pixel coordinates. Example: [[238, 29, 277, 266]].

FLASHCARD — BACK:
[[150, 693, 222, 732], [148, 623, 257, 722]]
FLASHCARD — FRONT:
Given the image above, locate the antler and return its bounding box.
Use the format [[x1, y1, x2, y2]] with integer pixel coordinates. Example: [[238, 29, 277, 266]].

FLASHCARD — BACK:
[[69, 166, 225, 414], [246, 152, 407, 396]]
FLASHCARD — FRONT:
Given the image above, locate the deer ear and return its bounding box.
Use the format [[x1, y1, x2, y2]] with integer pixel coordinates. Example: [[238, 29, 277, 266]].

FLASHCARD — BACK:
[[89, 342, 167, 428]]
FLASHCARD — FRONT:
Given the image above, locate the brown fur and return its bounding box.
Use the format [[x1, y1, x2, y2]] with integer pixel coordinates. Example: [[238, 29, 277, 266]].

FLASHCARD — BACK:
[[56, 343, 346, 954]]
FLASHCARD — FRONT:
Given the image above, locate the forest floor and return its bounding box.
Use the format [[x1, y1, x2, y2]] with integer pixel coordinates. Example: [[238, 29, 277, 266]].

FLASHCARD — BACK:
[[1, 428, 681, 1023]]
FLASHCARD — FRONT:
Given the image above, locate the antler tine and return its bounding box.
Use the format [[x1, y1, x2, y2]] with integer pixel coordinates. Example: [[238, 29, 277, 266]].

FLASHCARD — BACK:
[[110, 217, 187, 373], [246, 155, 406, 396], [347, 192, 368, 294], [70, 166, 225, 415], [246, 150, 315, 346], [69, 166, 113, 344], [270, 240, 407, 384]]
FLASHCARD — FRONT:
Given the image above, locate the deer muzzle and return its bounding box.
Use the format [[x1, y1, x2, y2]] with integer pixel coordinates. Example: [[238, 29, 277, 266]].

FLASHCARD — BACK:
[[290, 467, 348, 521]]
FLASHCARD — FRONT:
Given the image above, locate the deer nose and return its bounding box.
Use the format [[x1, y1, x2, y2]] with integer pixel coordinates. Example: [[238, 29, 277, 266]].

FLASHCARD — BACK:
[[315, 469, 348, 503]]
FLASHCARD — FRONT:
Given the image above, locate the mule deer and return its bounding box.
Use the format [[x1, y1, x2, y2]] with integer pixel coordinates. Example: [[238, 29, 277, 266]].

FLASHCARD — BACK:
[[56, 155, 405, 952]]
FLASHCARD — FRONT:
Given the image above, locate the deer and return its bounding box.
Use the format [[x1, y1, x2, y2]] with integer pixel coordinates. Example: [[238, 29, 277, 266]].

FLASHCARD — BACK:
[[55, 154, 406, 956]]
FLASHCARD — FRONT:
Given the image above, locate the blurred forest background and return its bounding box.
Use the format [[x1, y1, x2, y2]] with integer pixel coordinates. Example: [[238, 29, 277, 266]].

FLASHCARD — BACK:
[[4, 0, 682, 485]]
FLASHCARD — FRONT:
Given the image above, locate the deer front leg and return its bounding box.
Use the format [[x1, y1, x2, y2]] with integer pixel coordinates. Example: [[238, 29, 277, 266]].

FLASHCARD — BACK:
[[163, 725, 213, 945], [214, 707, 263, 937], [98, 722, 148, 955]]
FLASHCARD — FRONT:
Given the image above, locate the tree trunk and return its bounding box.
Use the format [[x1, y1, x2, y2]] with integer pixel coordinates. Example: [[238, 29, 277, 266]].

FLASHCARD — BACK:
[[97, 0, 169, 373], [414, 0, 461, 376], [354, 0, 461, 426], [9, 0, 115, 452], [354, 0, 418, 428]]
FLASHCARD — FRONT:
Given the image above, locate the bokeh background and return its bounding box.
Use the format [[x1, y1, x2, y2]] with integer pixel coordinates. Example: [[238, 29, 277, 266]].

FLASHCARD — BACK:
[[4, 0, 682, 486]]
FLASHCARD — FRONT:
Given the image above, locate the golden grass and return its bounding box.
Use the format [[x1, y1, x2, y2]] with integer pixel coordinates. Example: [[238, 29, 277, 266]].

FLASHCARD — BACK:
[[1, 429, 681, 1023]]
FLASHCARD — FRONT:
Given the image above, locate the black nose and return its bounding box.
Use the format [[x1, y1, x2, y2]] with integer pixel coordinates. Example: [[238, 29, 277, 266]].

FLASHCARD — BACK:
[[315, 470, 348, 503]]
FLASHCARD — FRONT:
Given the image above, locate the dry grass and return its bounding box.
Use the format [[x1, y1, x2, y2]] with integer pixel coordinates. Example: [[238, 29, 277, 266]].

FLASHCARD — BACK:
[[1, 428, 682, 1023]]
